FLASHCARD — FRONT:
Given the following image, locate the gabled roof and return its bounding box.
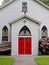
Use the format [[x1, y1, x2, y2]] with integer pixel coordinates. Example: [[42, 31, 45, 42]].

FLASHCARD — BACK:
[[0, 0, 15, 10], [0, 0, 49, 11], [35, 0, 49, 10], [9, 15, 41, 25]]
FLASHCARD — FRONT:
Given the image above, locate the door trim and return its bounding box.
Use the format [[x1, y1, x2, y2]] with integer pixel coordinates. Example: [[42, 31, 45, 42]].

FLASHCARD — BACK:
[[18, 36, 32, 37]]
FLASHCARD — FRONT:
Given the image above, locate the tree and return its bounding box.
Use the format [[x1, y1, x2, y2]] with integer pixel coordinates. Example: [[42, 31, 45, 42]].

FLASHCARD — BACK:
[[2, 0, 49, 6], [40, 0, 49, 6], [2, 0, 10, 5]]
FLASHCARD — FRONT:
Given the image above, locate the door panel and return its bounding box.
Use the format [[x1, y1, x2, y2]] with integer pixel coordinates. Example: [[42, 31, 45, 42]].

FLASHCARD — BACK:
[[18, 37, 31, 55], [18, 37, 24, 54], [25, 37, 31, 54]]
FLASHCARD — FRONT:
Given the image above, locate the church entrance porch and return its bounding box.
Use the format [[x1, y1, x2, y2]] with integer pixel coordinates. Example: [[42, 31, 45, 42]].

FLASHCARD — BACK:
[[11, 16, 40, 56]]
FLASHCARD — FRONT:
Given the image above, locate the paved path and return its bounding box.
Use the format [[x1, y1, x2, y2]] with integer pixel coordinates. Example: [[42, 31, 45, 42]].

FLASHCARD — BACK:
[[13, 56, 37, 65]]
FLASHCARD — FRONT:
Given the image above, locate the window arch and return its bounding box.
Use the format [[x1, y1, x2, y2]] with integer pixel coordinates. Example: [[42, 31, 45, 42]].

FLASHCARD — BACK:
[[2, 26, 8, 41], [41, 26, 48, 38], [19, 26, 31, 36]]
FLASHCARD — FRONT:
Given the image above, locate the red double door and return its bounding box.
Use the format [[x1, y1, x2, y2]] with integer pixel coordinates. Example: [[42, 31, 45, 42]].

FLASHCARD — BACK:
[[18, 37, 31, 54]]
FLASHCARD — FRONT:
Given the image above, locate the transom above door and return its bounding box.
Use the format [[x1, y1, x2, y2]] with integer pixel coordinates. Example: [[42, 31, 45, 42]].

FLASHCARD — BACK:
[[19, 26, 31, 36]]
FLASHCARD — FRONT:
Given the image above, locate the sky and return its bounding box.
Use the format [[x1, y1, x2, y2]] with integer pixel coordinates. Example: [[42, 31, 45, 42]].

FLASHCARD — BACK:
[[0, 0, 3, 6]]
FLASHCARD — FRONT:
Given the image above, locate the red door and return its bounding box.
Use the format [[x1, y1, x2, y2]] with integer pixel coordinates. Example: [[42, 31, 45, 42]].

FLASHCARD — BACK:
[[18, 37, 24, 54], [18, 37, 31, 54], [25, 37, 31, 54]]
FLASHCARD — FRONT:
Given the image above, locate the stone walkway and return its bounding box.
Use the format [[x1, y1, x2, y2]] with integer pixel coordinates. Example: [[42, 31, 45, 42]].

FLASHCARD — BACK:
[[12, 55, 37, 65]]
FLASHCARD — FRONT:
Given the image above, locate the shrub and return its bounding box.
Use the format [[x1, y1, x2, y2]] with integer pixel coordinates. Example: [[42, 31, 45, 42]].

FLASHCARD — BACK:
[[39, 37, 49, 55]]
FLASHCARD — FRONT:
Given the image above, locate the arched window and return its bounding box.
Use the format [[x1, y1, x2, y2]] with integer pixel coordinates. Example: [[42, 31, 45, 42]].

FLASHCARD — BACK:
[[19, 26, 31, 36], [41, 26, 48, 38], [2, 26, 8, 41]]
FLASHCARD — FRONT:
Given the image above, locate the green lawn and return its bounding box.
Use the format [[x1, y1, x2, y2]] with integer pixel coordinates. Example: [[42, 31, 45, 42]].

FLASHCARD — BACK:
[[0, 57, 14, 65], [35, 56, 49, 65]]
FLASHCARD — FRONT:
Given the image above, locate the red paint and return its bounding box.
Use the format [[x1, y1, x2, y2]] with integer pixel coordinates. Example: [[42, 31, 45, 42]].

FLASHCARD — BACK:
[[18, 37, 31, 54], [18, 37, 24, 54], [25, 38, 31, 54]]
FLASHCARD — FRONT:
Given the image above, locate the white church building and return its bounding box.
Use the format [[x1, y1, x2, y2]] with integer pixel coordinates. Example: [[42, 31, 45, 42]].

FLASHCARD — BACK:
[[0, 0, 49, 55]]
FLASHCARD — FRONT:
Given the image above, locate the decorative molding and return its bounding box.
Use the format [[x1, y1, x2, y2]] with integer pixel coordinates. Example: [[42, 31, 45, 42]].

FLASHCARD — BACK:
[[9, 15, 41, 25]]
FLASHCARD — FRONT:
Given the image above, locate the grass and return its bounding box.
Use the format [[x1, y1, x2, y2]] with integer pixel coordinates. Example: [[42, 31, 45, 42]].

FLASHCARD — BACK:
[[35, 56, 49, 65], [0, 57, 14, 65]]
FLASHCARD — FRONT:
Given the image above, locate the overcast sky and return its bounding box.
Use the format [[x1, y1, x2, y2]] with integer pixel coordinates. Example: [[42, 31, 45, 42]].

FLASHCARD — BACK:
[[0, 0, 3, 6]]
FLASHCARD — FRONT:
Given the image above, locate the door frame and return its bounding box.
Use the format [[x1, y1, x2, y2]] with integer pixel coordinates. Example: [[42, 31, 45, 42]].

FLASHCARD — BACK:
[[18, 36, 32, 55]]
